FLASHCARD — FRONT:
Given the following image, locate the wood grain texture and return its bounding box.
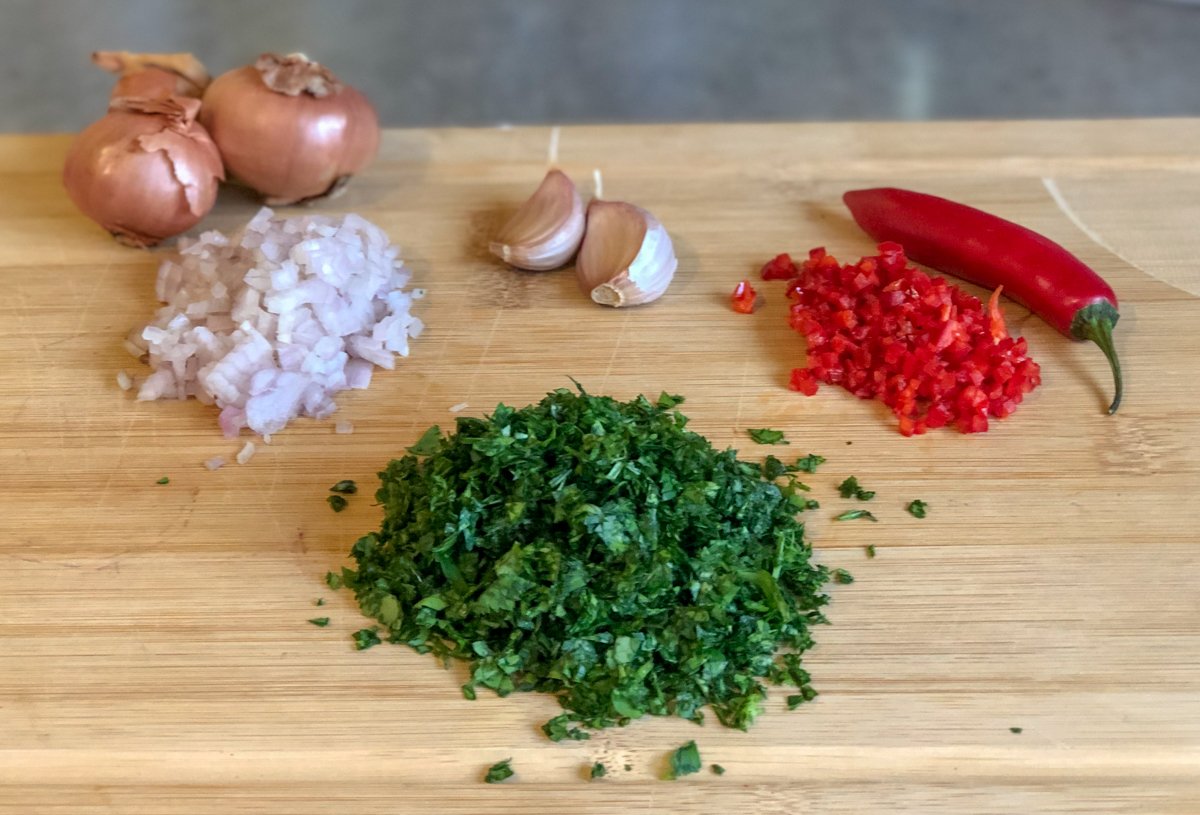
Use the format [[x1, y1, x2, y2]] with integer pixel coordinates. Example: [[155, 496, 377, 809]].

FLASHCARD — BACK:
[[1, 120, 1198, 814]]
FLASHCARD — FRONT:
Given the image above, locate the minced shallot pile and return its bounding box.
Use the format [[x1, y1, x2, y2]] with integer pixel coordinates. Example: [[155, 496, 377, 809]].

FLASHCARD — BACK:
[[127, 207, 424, 437]]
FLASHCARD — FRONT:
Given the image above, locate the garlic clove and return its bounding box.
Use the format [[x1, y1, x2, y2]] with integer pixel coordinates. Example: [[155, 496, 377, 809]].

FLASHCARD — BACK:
[[489, 169, 586, 271], [576, 201, 678, 307]]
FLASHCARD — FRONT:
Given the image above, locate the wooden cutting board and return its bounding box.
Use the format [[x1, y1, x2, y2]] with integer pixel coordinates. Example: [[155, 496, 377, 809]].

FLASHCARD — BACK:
[[1, 121, 1198, 814]]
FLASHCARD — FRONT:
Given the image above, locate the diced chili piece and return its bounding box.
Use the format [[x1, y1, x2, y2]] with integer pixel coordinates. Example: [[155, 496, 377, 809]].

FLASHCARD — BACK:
[[730, 280, 759, 314]]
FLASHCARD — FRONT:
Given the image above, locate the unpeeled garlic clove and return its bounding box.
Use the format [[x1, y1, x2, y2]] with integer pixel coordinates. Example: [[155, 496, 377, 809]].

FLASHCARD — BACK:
[[576, 200, 677, 307], [489, 169, 585, 271]]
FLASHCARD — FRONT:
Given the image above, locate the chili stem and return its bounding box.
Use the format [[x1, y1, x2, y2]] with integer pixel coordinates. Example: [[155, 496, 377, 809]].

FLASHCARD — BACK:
[[1072, 302, 1123, 414]]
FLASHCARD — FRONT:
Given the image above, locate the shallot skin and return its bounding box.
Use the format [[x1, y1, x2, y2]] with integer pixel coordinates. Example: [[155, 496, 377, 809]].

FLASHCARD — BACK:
[[200, 61, 380, 205], [62, 99, 224, 247]]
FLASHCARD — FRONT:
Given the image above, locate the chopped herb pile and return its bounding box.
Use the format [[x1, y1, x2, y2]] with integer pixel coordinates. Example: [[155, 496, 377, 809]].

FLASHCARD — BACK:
[[484, 758, 514, 784], [834, 509, 877, 523], [666, 740, 702, 780], [308, 617, 330, 627], [327, 495, 348, 513], [352, 627, 381, 650], [837, 476, 875, 501], [330, 480, 358, 495], [340, 386, 835, 736], [590, 762, 607, 779], [747, 427, 789, 445], [907, 499, 929, 518]]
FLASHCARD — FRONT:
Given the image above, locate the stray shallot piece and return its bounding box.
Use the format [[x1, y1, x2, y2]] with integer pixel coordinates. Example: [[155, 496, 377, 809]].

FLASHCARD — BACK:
[[236, 442, 256, 465], [131, 207, 424, 438], [116, 370, 133, 391], [449, 402, 469, 413], [204, 456, 226, 471], [335, 419, 354, 434]]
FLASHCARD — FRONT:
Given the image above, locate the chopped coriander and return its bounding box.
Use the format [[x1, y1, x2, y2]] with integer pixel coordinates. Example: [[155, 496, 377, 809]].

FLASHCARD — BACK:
[[315, 598, 326, 606], [461, 684, 477, 700], [590, 762, 607, 779], [837, 476, 875, 501], [624, 763, 632, 772], [329, 480, 358, 495], [308, 617, 330, 627], [327, 495, 348, 512], [711, 764, 726, 775], [340, 387, 834, 735], [832, 569, 854, 585], [786, 694, 805, 710], [666, 740, 702, 780], [406, 425, 443, 456], [865, 545, 876, 558], [834, 509, 877, 522], [325, 571, 343, 590], [352, 627, 381, 650], [484, 758, 514, 784], [155, 476, 169, 485], [747, 427, 789, 445], [656, 391, 685, 409], [793, 453, 826, 473], [907, 499, 929, 518], [1010, 726, 1023, 734]]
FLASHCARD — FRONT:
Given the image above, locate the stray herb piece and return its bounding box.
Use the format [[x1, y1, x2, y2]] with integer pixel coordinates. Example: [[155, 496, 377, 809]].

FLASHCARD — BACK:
[[837, 476, 875, 501], [711, 764, 726, 776], [624, 763, 632, 772], [343, 387, 833, 735], [832, 569, 854, 585], [325, 571, 343, 590], [590, 762, 607, 779], [793, 453, 826, 473], [406, 425, 443, 456], [308, 617, 330, 627], [865, 545, 876, 558], [1010, 726, 1023, 734], [327, 494, 348, 512], [666, 740, 702, 780], [747, 427, 789, 445], [656, 391, 685, 409], [315, 598, 326, 606], [156, 476, 169, 485], [907, 499, 929, 518], [834, 509, 877, 522], [352, 627, 381, 650], [484, 758, 514, 784], [329, 480, 358, 495]]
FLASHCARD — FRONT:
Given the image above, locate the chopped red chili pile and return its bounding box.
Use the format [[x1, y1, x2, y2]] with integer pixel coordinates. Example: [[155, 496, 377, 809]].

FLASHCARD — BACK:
[[760, 253, 796, 281], [730, 280, 758, 314], [780, 243, 1041, 435]]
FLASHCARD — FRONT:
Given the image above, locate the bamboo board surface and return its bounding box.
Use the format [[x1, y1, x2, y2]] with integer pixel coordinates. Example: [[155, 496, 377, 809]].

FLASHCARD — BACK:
[[1, 120, 1198, 814]]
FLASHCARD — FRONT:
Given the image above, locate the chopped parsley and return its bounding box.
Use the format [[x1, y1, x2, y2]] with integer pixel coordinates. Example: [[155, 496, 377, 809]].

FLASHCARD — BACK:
[[325, 571, 343, 590], [1010, 726, 1023, 734], [329, 480, 358, 495], [352, 627, 381, 650], [666, 740, 702, 780], [339, 386, 833, 736], [406, 425, 443, 456], [837, 476, 875, 501], [315, 598, 326, 606], [656, 391, 685, 409], [865, 545, 876, 558], [155, 476, 169, 485], [308, 617, 330, 627], [747, 427, 789, 445], [711, 764, 726, 775], [793, 453, 826, 473], [834, 509, 877, 522], [590, 762, 607, 779], [907, 499, 929, 518], [327, 495, 348, 512], [832, 569, 854, 585], [484, 758, 514, 784]]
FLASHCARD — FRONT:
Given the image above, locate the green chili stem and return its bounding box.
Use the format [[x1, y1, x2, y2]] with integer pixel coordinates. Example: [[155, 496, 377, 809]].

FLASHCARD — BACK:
[[1071, 302, 1123, 414]]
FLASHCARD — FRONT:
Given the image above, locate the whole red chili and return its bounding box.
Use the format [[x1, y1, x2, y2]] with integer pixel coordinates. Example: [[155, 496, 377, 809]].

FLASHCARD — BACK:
[[843, 187, 1123, 413]]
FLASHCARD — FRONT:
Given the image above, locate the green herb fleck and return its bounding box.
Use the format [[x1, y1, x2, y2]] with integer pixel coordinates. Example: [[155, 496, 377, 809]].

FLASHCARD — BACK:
[[315, 598, 326, 606], [793, 453, 826, 473], [711, 764, 726, 775], [832, 568, 854, 585], [352, 627, 381, 650], [590, 762, 607, 779], [155, 476, 169, 485], [1010, 726, 1023, 734], [666, 740, 702, 780], [624, 763, 632, 772], [747, 427, 789, 445], [484, 758, 514, 784], [406, 425, 443, 456], [339, 387, 834, 736], [308, 617, 330, 627], [837, 476, 875, 500], [907, 499, 929, 518], [325, 571, 343, 590], [656, 391, 685, 409], [327, 495, 348, 512], [834, 509, 877, 522], [329, 480, 358, 494], [865, 545, 876, 558]]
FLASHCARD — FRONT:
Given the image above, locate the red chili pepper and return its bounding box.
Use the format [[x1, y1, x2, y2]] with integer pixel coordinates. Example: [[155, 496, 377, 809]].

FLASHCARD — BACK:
[[843, 187, 1123, 413], [730, 280, 758, 314]]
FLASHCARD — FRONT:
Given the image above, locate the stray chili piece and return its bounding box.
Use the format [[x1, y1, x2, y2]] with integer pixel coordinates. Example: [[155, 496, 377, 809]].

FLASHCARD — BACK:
[[730, 280, 758, 314], [843, 187, 1123, 413]]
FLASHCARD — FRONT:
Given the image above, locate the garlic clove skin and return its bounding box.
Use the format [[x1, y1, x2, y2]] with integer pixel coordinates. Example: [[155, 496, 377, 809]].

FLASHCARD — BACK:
[[576, 201, 677, 307], [489, 169, 585, 271]]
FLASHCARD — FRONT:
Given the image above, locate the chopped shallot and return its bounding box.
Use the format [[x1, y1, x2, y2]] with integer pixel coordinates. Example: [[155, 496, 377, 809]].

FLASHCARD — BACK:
[[449, 402, 469, 413], [116, 370, 133, 391], [236, 441, 256, 465], [204, 456, 226, 471], [130, 207, 424, 437], [334, 419, 354, 434]]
